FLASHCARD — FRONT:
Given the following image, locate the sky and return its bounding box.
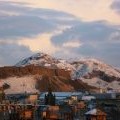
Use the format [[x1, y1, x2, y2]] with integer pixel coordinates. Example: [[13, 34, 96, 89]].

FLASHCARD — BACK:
[[0, 0, 120, 68]]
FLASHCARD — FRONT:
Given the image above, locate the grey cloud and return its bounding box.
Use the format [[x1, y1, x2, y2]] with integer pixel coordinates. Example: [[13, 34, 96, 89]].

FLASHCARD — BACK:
[[0, 1, 78, 39], [0, 43, 32, 66], [62, 42, 120, 68], [0, 1, 75, 18], [51, 20, 120, 68], [111, 0, 120, 14], [0, 15, 55, 39], [54, 42, 120, 68], [51, 21, 117, 45]]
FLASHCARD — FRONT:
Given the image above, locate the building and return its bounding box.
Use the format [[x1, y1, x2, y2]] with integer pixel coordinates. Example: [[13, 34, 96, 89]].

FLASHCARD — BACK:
[[41, 105, 61, 120], [85, 108, 106, 120], [41, 104, 74, 120], [0, 87, 5, 102], [28, 93, 39, 103], [77, 100, 86, 109], [82, 95, 96, 101], [44, 80, 56, 106], [59, 105, 74, 120]]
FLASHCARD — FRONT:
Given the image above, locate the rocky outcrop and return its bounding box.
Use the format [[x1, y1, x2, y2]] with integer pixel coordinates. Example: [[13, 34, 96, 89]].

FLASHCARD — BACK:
[[83, 70, 120, 82], [35, 75, 97, 92], [0, 65, 71, 79]]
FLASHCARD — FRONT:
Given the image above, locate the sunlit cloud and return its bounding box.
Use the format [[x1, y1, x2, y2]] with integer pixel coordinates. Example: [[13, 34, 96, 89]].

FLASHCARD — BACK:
[[3, 0, 120, 24], [17, 33, 60, 55], [63, 41, 82, 48]]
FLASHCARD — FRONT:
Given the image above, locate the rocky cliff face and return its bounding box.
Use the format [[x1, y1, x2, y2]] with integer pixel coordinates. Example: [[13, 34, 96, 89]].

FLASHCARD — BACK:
[[0, 65, 97, 93], [0, 65, 70, 79], [36, 75, 97, 92]]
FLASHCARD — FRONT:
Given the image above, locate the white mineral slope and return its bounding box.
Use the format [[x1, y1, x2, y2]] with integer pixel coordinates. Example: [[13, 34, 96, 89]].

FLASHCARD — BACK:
[[0, 76, 38, 94], [81, 77, 120, 92], [15, 52, 58, 67], [71, 58, 120, 80], [15, 52, 74, 70], [81, 78, 108, 89]]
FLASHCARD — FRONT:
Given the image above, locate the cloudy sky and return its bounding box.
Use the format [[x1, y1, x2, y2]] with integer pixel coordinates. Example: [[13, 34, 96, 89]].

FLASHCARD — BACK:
[[0, 0, 120, 68]]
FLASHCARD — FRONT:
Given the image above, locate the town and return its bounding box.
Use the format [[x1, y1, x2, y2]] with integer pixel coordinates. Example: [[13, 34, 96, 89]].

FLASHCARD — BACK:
[[0, 82, 120, 120]]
